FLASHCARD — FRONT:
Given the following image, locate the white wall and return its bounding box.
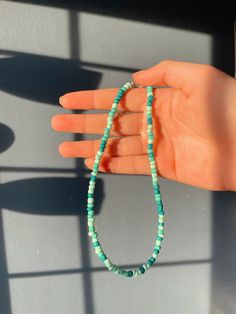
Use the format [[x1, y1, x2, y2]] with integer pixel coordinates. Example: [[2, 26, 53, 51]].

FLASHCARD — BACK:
[[0, 1, 226, 314]]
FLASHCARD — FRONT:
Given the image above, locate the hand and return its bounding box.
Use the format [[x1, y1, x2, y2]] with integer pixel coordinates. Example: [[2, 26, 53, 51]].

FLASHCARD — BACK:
[[51, 60, 236, 191]]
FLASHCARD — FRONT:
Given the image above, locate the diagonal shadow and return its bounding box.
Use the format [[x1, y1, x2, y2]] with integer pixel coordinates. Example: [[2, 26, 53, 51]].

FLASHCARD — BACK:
[[0, 51, 101, 105]]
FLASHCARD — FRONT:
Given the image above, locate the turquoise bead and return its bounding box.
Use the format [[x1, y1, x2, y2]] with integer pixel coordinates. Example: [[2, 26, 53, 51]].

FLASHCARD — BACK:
[[128, 271, 133, 277], [90, 175, 96, 182], [98, 253, 107, 261], [139, 266, 145, 274], [147, 117, 152, 124]]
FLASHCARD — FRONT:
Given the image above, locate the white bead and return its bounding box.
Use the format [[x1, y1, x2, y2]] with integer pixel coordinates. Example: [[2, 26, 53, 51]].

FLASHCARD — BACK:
[[156, 240, 161, 246], [87, 198, 94, 204], [152, 253, 157, 258], [143, 264, 148, 271]]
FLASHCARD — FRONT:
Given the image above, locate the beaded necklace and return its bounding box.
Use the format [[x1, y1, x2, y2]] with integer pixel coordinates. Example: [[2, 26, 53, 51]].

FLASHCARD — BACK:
[[86, 82, 165, 277]]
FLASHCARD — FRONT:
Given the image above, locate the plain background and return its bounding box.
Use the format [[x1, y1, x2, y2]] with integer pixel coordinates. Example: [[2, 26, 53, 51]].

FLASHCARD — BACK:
[[0, 1, 236, 313]]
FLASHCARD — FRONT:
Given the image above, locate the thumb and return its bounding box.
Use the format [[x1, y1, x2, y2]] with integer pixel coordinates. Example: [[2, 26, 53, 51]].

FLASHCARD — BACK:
[[132, 60, 200, 94]]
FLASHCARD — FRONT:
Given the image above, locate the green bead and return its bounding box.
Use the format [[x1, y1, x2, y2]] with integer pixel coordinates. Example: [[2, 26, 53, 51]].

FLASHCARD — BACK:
[[123, 271, 129, 277], [128, 271, 133, 277], [112, 265, 118, 272], [98, 253, 107, 261], [139, 266, 145, 274], [90, 175, 96, 182], [147, 259, 153, 266]]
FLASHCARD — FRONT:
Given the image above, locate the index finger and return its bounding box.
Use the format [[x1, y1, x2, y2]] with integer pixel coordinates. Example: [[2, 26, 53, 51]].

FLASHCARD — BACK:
[[59, 87, 147, 112]]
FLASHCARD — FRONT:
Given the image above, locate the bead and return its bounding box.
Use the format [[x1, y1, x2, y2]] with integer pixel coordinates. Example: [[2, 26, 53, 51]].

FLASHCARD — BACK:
[[98, 253, 107, 261], [128, 271, 133, 277], [156, 240, 161, 246], [139, 266, 145, 274]]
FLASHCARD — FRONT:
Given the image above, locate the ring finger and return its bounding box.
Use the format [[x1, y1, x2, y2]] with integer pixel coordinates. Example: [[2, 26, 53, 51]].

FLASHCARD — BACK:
[[59, 135, 146, 158]]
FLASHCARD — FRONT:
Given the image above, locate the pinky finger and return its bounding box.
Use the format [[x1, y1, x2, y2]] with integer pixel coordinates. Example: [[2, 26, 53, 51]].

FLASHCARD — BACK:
[[84, 155, 161, 176]]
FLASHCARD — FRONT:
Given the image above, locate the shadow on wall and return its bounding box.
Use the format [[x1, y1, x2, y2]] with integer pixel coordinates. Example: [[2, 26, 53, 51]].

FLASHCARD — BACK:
[[0, 50, 101, 104], [0, 177, 103, 215], [0, 47, 103, 314]]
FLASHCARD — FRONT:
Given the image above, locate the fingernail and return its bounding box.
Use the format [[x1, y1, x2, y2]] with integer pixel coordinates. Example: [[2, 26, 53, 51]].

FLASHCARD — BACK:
[[59, 95, 65, 105]]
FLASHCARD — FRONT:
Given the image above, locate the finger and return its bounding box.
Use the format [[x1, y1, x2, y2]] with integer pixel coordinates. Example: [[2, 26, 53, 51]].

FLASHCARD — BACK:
[[84, 154, 156, 175], [51, 112, 142, 136], [132, 60, 206, 95], [59, 135, 145, 158], [59, 87, 147, 112]]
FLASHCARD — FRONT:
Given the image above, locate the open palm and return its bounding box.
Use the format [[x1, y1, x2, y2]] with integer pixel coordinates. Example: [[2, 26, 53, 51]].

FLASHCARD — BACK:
[[51, 61, 236, 191]]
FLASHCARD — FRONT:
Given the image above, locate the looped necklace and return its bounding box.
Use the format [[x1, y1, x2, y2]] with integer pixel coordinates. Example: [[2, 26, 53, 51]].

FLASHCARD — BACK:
[[86, 81, 165, 277]]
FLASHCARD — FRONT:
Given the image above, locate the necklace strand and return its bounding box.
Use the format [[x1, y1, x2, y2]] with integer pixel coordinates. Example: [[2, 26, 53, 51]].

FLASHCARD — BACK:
[[86, 82, 165, 277]]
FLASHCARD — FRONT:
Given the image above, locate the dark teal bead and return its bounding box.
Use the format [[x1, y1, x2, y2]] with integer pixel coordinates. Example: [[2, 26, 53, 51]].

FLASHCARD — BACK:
[[123, 271, 129, 277], [148, 143, 153, 149], [157, 236, 163, 241], [154, 248, 160, 254], [88, 194, 94, 198], [147, 259, 154, 266], [147, 117, 152, 124], [128, 271, 133, 277], [149, 152, 154, 158], [148, 95, 154, 101], [90, 175, 96, 182], [139, 266, 145, 274], [158, 222, 164, 226]]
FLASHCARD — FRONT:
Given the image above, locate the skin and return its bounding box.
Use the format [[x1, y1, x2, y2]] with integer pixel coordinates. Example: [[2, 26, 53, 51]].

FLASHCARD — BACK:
[[51, 60, 236, 191]]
